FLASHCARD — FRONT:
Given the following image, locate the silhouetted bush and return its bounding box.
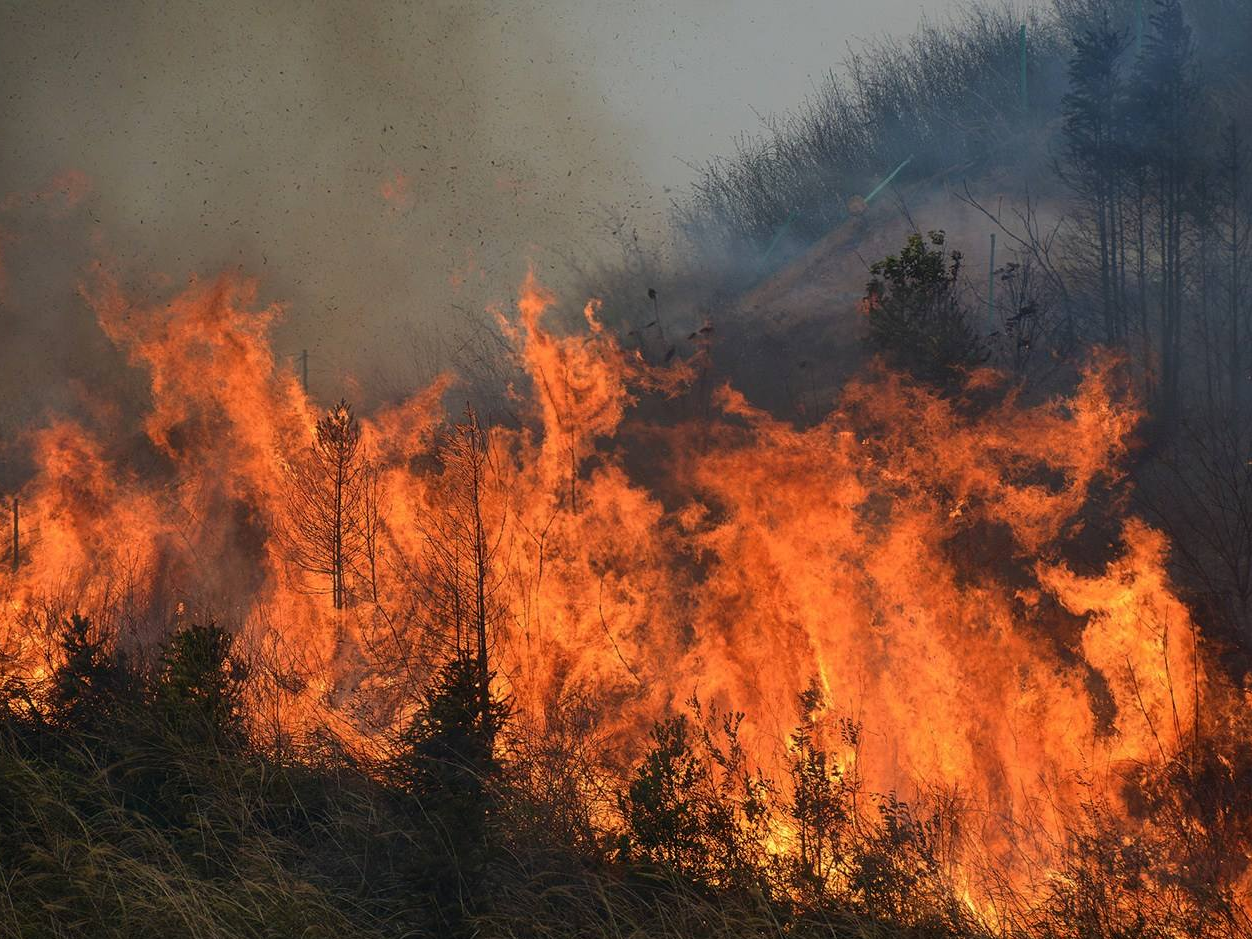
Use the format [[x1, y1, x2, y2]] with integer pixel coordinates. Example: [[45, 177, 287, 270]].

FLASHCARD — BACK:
[[154, 621, 247, 745], [863, 231, 988, 387], [386, 652, 511, 933], [619, 698, 774, 899], [48, 613, 141, 735]]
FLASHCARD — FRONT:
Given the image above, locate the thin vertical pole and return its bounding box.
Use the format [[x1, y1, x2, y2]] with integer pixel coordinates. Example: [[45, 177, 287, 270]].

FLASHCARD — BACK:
[[1019, 24, 1028, 114], [11, 497, 17, 572], [300, 349, 309, 393], [989, 233, 998, 329]]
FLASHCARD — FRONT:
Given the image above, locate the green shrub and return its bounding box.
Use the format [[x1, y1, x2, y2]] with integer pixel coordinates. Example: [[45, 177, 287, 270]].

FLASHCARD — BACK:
[[863, 231, 987, 387]]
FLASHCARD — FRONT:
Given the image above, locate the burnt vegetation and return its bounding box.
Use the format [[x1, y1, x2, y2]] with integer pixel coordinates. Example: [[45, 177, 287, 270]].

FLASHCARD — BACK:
[[282, 400, 381, 609]]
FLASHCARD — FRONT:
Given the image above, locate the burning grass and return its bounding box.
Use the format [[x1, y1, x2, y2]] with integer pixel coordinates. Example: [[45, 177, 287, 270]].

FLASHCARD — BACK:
[[2, 270, 1251, 936]]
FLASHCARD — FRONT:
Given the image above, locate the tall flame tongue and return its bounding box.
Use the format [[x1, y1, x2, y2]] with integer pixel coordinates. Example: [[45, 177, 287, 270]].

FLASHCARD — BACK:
[[1, 269, 1241, 916]]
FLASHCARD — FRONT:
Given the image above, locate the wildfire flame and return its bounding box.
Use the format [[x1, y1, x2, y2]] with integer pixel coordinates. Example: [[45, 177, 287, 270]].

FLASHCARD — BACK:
[[1, 266, 1247, 924]]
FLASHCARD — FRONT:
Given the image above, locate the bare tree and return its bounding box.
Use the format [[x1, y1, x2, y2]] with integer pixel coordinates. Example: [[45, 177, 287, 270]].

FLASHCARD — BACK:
[[394, 406, 510, 731], [1058, 14, 1131, 344], [1222, 121, 1250, 415], [283, 400, 380, 609], [1131, 0, 1200, 423]]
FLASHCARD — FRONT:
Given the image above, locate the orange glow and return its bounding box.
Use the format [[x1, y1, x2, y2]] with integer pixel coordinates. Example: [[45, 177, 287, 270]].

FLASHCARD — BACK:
[[1, 269, 1247, 926], [379, 170, 412, 209], [2, 168, 92, 215]]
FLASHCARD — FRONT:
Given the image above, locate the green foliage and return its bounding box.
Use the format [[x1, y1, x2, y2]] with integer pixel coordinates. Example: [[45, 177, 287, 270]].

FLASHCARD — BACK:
[[48, 614, 140, 733], [155, 622, 247, 745], [388, 652, 511, 934], [785, 682, 857, 906], [619, 698, 773, 898], [864, 231, 988, 386]]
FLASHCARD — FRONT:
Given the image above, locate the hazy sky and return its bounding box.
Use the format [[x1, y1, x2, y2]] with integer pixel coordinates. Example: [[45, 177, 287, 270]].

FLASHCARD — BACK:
[[548, 0, 969, 188], [0, 0, 975, 398]]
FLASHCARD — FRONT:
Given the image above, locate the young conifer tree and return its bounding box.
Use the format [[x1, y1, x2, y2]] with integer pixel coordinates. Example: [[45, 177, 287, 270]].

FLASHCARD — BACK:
[[284, 400, 380, 609]]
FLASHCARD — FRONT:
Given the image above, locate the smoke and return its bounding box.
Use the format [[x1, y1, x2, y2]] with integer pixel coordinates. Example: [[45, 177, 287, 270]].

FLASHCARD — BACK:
[[0, 0, 671, 428], [0, 1, 1000, 428]]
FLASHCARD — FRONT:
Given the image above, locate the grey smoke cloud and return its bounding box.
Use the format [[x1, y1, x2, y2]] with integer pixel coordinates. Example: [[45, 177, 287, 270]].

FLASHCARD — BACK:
[[0, 0, 972, 418]]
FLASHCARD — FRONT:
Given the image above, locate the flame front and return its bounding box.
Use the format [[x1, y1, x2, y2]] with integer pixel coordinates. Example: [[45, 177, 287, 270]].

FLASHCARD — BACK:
[[2, 268, 1246, 923]]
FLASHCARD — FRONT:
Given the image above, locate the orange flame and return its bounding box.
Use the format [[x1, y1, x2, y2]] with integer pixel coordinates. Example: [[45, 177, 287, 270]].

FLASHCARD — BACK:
[[1, 268, 1247, 923]]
